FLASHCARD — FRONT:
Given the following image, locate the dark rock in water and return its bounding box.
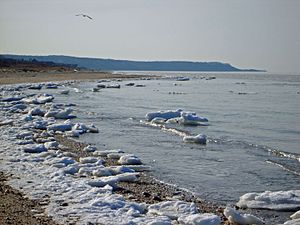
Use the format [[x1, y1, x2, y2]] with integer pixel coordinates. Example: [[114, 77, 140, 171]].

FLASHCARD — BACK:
[[92, 88, 100, 92], [97, 84, 106, 88], [125, 83, 135, 86], [206, 76, 216, 80], [60, 202, 68, 207]]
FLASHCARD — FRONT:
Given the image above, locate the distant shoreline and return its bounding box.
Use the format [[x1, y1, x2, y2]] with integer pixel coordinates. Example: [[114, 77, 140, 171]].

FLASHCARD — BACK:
[[1, 54, 265, 73]]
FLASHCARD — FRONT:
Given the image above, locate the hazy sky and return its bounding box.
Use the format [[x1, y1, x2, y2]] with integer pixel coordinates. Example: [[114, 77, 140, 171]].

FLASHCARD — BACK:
[[1, 0, 300, 73]]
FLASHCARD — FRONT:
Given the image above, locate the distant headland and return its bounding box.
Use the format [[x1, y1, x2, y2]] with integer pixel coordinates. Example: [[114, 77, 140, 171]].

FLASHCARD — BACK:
[[0, 54, 265, 72]]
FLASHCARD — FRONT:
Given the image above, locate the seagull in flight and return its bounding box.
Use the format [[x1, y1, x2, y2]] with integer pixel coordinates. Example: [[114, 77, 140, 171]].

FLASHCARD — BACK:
[[76, 14, 93, 20]]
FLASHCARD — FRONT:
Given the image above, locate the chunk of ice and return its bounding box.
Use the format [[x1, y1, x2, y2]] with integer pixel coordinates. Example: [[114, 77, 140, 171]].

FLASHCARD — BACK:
[[118, 154, 142, 165], [145, 109, 183, 121], [237, 190, 300, 211], [47, 123, 72, 132], [79, 157, 99, 164], [183, 134, 207, 144], [23, 144, 47, 153], [224, 207, 264, 225]]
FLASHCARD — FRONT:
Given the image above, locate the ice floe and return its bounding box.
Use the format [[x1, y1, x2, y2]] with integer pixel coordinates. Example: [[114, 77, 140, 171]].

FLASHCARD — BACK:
[[183, 134, 207, 144], [237, 190, 300, 211], [179, 112, 208, 124], [146, 109, 183, 121], [146, 110, 208, 126]]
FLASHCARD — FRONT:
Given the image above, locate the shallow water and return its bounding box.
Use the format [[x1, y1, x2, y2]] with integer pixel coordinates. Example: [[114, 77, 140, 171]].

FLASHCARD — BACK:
[[55, 72, 300, 205]]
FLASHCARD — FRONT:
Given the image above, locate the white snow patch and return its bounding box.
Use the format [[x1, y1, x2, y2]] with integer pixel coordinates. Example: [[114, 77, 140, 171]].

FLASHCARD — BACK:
[[93, 149, 124, 157], [148, 201, 198, 220], [178, 213, 221, 225]]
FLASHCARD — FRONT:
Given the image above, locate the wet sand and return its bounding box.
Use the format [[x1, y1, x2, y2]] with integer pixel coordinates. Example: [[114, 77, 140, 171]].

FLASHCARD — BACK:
[[0, 172, 55, 225]]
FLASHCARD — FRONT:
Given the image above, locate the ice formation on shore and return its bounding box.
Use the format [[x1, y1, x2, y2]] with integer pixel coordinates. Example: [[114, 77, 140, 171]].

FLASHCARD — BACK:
[[237, 190, 300, 211], [147, 201, 198, 219], [223, 207, 264, 225], [0, 82, 223, 225]]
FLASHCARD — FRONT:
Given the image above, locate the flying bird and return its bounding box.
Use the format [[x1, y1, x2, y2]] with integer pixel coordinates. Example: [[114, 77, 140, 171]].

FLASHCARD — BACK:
[[76, 14, 93, 20]]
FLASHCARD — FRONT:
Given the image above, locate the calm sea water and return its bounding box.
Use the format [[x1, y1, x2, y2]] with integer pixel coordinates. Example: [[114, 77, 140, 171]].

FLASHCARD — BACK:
[[57, 72, 300, 205]]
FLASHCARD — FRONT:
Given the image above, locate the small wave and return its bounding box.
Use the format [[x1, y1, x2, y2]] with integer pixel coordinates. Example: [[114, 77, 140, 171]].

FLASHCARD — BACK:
[[267, 148, 300, 162], [266, 160, 300, 176], [141, 120, 190, 137], [210, 137, 300, 162]]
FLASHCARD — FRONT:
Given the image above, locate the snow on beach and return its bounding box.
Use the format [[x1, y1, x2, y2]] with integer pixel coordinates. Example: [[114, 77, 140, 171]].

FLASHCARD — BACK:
[[1, 80, 299, 224], [0, 81, 221, 224]]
